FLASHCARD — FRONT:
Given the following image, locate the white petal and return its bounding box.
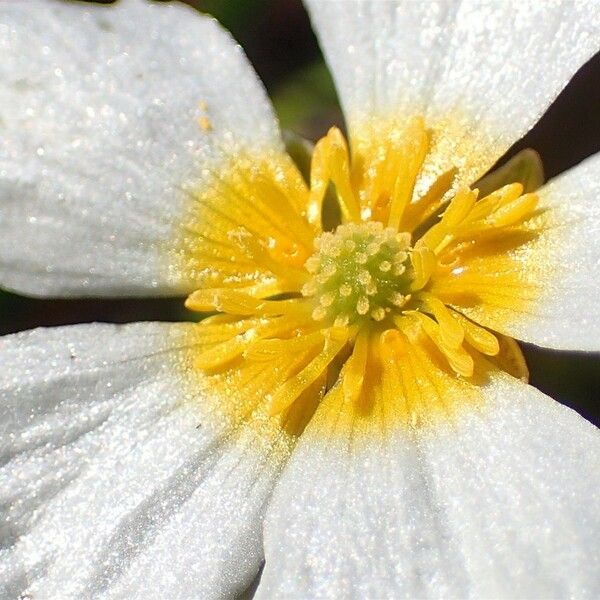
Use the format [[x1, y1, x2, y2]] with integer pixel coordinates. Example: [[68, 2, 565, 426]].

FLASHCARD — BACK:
[[508, 153, 600, 349], [258, 372, 600, 599], [451, 153, 600, 351], [0, 322, 290, 600], [0, 0, 281, 297], [305, 0, 600, 183]]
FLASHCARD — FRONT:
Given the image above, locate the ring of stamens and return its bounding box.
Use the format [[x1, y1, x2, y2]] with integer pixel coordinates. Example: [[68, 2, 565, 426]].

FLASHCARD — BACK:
[[302, 221, 412, 327], [181, 119, 539, 431]]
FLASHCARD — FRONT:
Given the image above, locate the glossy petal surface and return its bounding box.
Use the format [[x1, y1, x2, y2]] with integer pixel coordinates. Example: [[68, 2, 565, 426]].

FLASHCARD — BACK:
[[0, 0, 281, 297], [0, 323, 290, 600], [305, 0, 600, 186], [258, 372, 600, 599]]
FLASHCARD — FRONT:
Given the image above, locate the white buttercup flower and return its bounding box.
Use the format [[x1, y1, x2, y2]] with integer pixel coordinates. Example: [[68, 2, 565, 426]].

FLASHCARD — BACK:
[[1, 1, 600, 599]]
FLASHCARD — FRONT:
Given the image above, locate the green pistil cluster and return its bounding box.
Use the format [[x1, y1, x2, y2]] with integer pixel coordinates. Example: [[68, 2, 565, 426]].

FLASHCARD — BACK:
[[302, 221, 413, 328]]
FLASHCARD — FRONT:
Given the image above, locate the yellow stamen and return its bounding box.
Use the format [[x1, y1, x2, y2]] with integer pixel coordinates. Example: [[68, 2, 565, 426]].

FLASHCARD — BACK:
[[185, 288, 310, 317], [268, 330, 348, 415], [410, 246, 437, 291], [462, 183, 523, 224], [308, 127, 361, 224], [387, 117, 429, 230], [343, 327, 370, 404], [486, 192, 539, 228], [194, 316, 307, 372], [405, 312, 474, 378], [449, 309, 500, 356], [417, 185, 478, 253], [244, 331, 324, 362], [402, 167, 457, 233], [419, 293, 465, 349]]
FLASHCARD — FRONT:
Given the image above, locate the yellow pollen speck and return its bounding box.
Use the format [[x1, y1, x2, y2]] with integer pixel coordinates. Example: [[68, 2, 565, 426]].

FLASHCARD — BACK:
[[198, 115, 212, 131]]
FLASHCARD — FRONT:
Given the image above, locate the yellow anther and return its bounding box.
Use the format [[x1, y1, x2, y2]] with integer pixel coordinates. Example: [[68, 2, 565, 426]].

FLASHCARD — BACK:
[[449, 309, 500, 356], [268, 333, 348, 416], [487, 192, 539, 228], [420, 293, 464, 349], [410, 246, 437, 291]]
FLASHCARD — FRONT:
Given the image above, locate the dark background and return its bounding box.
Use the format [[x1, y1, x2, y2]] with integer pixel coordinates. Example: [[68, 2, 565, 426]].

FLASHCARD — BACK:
[[2, 0, 599, 426]]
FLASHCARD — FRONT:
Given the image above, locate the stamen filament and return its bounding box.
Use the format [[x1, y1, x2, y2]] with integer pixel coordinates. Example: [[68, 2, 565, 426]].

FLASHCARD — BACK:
[[268, 332, 349, 415], [419, 293, 465, 349], [404, 312, 474, 377], [387, 117, 429, 230], [244, 330, 324, 361], [343, 327, 370, 404], [186, 288, 311, 317], [195, 316, 307, 372]]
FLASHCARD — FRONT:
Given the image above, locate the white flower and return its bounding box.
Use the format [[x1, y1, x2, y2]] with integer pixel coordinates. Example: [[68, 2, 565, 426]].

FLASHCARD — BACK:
[[1, 1, 600, 599]]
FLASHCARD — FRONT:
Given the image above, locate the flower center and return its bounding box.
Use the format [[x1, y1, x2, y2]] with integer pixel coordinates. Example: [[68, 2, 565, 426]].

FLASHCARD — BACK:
[[179, 116, 540, 433], [302, 221, 412, 327]]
